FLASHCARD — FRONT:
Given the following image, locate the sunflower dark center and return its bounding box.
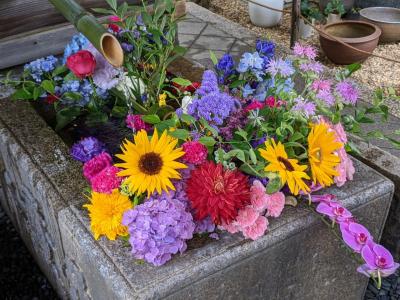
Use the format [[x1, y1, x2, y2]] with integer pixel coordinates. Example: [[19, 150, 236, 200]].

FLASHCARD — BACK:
[[139, 152, 163, 175], [277, 156, 294, 171]]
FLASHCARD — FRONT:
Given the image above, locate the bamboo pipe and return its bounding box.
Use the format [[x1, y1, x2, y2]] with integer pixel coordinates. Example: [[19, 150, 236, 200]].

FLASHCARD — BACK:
[[48, 0, 124, 67]]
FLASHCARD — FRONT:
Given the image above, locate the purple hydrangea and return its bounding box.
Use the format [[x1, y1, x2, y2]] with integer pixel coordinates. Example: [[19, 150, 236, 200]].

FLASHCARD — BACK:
[[70, 137, 106, 162], [336, 80, 359, 105], [122, 197, 195, 266], [267, 58, 295, 77]]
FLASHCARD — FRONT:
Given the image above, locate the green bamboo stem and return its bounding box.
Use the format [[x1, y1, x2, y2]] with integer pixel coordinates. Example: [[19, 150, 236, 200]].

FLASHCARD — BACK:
[[48, 0, 124, 67]]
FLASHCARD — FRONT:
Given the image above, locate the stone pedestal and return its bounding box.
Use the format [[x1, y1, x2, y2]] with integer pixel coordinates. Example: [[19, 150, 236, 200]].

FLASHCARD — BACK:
[[0, 97, 394, 299]]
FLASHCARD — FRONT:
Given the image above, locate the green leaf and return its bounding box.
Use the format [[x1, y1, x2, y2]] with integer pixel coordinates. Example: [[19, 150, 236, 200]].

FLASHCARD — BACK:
[[289, 131, 304, 142], [345, 63, 361, 77], [229, 80, 246, 89], [168, 129, 189, 140], [200, 118, 218, 137], [171, 77, 192, 87], [209, 50, 218, 65], [105, 0, 117, 11], [155, 119, 176, 132], [32, 87, 43, 100], [266, 175, 282, 194], [141, 114, 161, 124], [235, 128, 248, 140], [227, 149, 246, 162], [63, 92, 82, 101], [41, 80, 55, 94], [180, 113, 196, 124], [345, 141, 361, 156], [91, 7, 114, 14], [199, 136, 216, 147], [85, 111, 108, 127], [111, 106, 128, 118], [249, 148, 257, 165], [55, 107, 81, 131], [52, 65, 68, 77], [64, 72, 78, 81], [11, 89, 32, 100]]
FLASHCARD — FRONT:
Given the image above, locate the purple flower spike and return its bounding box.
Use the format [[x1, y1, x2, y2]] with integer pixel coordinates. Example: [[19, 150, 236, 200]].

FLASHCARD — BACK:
[[316, 201, 352, 222], [357, 242, 400, 278], [70, 137, 106, 162], [340, 222, 372, 253]]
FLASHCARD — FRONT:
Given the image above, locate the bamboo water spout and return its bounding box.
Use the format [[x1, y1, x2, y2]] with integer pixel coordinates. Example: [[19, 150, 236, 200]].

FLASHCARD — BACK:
[[48, 0, 124, 67]]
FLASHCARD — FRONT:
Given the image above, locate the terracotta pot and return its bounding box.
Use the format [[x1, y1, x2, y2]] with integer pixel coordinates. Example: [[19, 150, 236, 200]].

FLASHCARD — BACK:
[[319, 20, 381, 64], [360, 7, 400, 43], [319, 0, 355, 12]]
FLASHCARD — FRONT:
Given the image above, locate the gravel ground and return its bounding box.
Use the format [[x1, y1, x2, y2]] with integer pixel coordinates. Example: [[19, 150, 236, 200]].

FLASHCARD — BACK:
[[208, 0, 400, 116], [0, 205, 59, 299]]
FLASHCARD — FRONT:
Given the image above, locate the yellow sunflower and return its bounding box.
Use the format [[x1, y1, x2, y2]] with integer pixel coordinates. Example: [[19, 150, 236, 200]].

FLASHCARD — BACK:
[[308, 122, 343, 187], [115, 129, 187, 196], [84, 189, 132, 240], [259, 139, 310, 196]]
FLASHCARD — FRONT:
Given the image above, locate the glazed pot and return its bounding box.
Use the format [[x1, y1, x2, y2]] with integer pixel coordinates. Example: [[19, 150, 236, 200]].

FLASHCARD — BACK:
[[360, 7, 400, 43], [248, 0, 284, 27], [319, 0, 354, 12], [319, 20, 381, 64]]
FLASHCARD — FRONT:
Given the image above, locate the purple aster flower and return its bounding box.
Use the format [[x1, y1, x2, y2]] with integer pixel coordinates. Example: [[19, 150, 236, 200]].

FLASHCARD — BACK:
[[293, 42, 317, 60], [70, 137, 106, 162], [237, 52, 264, 73], [300, 62, 324, 74], [196, 70, 219, 97], [340, 222, 373, 253], [317, 90, 335, 107], [267, 58, 295, 77], [357, 242, 399, 278], [121, 42, 134, 52], [336, 80, 359, 105], [292, 97, 316, 117], [316, 201, 352, 223], [122, 196, 195, 266]]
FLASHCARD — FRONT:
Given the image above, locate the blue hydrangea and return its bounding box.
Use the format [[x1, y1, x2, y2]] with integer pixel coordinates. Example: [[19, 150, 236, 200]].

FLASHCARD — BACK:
[[59, 80, 108, 107], [24, 56, 59, 83], [62, 34, 89, 63]]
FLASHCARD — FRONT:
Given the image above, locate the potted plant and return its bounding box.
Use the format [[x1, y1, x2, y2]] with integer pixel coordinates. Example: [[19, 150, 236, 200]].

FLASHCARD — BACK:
[[319, 0, 354, 12], [248, 0, 285, 28], [324, 0, 345, 23], [300, 0, 323, 38]]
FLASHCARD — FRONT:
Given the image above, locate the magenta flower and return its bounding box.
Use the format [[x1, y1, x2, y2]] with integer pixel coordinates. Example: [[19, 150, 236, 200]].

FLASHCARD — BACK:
[[310, 194, 336, 203], [300, 62, 324, 74], [125, 114, 152, 132], [83, 152, 112, 182], [357, 242, 399, 277], [340, 222, 372, 253], [336, 80, 359, 105], [316, 201, 352, 222], [311, 79, 332, 92], [317, 90, 335, 107], [91, 166, 123, 194], [182, 141, 208, 165]]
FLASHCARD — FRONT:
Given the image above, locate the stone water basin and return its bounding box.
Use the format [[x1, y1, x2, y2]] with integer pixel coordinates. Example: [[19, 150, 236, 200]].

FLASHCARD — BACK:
[[360, 7, 400, 43]]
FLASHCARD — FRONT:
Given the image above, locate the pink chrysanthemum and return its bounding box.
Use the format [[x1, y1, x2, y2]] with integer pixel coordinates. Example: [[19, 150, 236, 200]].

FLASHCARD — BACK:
[[83, 152, 112, 182], [182, 141, 208, 165], [242, 216, 269, 240], [265, 192, 285, 218], [91, 166, 123, 194], [250, 180, 269, 212]]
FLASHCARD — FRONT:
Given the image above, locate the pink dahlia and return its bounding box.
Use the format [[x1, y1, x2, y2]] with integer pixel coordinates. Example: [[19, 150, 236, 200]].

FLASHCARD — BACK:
[[186, 162, 250, 224], [83, 152, 112, 182], [91, 166, 123, 194], [125, 114, 152, 132], [182, 141, 208, 165], [265, 192, 285, 218], [242, 216, 269, 240]]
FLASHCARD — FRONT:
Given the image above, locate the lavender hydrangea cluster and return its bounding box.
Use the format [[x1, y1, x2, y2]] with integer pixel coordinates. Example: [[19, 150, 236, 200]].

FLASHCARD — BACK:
[[62, 33, 89, 63], [122, 197, 195, 266], [24, 56, 59, 83], [59, 80, 108, 107], [70, 137, 106, 162], [188, 70, 238, 126]]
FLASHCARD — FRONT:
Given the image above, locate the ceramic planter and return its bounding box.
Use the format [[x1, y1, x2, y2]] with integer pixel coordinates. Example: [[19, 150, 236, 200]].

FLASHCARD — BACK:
[[360, 7, 400, 43], [319, 20, 381, 64], [299, 19, 314, 39], [248, 0, 284, 27], [327, 13, 342, 24]]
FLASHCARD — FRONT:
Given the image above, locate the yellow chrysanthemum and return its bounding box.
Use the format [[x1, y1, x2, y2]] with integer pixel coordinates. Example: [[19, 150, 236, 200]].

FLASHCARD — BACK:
[[83, 189, 132, 240], [259, 139, 310, 195], [115, 129, 187, 196], [308, 122, 343, 187]]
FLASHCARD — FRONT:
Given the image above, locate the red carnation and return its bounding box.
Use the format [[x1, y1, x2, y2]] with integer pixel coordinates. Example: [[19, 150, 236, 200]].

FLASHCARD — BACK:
[[66, 50, 96, 79], [186, 161, 251, 225], [172, 81, 201, 94], [45, 94, 59, 104]]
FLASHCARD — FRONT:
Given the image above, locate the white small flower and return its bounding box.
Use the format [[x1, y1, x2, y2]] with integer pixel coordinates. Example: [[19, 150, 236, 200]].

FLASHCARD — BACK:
[[181, 95, 193, 114], [116, 72, 146, 99]]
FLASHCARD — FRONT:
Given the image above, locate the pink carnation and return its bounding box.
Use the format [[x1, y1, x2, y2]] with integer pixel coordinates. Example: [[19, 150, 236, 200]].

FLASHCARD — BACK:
[[242, 216, 269, 240], [91, 166, 123, 194], [126, 114, 152, 132], [265, 192, 285, 218], [236, 206, 259, 228], [83, 152, 112, 182], [335, 148, 355, 187], [332, 122, 347, 143], [219, 221, 239, 234], [182, 141, 208, 165], [245, 100, 265, 112], [250, 180, 269, 212]]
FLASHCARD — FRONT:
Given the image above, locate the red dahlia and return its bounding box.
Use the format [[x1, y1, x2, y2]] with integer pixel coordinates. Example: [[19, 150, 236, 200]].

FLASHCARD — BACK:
[[186, 161, 250, 225]]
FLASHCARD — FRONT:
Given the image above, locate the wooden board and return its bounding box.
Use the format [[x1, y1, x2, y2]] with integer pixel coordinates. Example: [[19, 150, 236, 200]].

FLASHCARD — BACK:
[[0, 0, 186, 69]]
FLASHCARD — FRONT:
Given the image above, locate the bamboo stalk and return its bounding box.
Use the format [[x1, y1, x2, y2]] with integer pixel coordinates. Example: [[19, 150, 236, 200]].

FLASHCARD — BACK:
[[48, 0, 124, 67]]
